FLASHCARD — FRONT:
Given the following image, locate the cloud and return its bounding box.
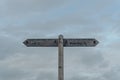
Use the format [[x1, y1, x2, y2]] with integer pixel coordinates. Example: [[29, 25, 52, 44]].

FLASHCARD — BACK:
[[36, 72, 57, 80], [1, 10, 105, 38], [0, 51, 58, 80], [1, 0, 119, 38], [102, 68, 120, 80], [0, 33, 20, 59], [79, 50, 104, 67], [1, 0, 68, 16], [0, 66, 28, 80], [67, 66, 120, 80]]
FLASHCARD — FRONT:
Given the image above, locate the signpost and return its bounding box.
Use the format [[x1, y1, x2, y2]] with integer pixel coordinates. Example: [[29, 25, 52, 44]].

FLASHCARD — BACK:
[[23, 35, 99, 80]]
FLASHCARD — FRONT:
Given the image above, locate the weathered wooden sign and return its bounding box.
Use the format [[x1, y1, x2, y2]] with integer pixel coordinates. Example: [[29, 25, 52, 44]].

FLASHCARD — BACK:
[[23, 39, 98, 47], [23, 39, 57, 47]]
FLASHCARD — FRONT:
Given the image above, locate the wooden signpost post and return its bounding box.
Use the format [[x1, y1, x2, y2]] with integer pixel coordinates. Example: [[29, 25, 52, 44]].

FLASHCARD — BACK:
[[23, 35, 99, 80]]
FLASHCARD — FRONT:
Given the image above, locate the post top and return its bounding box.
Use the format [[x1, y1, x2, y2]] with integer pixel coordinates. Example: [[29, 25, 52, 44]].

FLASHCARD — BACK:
[[59, 34, 63, 38]]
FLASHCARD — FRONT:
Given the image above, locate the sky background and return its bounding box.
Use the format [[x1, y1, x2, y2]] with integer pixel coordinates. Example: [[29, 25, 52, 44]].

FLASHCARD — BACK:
[[0, 0, 120, 80]]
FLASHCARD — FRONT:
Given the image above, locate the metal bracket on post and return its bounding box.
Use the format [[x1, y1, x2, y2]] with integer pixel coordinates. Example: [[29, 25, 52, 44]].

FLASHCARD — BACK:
[[58, 35, 64, 80]]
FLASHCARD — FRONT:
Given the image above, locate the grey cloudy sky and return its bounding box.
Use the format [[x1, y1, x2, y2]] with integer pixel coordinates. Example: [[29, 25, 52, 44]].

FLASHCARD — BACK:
[[0, 0, 120, 80]]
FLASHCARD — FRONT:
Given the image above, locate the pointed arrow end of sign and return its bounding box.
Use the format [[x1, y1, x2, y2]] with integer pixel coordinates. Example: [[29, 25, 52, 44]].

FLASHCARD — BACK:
[[23, 39, 29, 47], [94, 39, 99, 46]]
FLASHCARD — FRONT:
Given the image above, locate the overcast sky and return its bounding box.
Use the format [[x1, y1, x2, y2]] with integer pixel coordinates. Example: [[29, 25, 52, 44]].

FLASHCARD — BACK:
[[0, 0, 120, 80]]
